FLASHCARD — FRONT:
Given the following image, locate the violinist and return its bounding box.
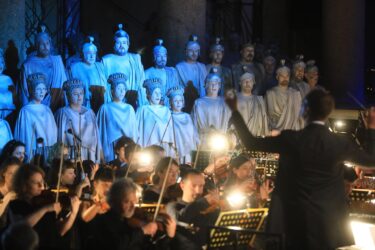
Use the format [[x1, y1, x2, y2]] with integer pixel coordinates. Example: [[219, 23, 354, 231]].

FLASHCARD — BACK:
[[8, 164, 63, 249], [142, 157, 179, 203], [88, 178, 176, 250], [0, 157, 21, 230], [80, 167, 114, 222], [224, 154, 273, 208], [166, 168, 220, 250], [108, 136, 135, 173]]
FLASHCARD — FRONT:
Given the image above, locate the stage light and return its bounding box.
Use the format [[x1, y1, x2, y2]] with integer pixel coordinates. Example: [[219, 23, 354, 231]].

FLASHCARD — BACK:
[[335, 120, 345, 128], [226, 191, 247, 208], [350, 220, 375, 250], [208, 133, 229, 151], [137, 151, 152, 166], [344, 162, 355, 168]]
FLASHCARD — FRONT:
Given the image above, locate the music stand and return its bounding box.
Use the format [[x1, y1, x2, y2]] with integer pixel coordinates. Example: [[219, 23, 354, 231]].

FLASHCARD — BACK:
[[208, 208, 268, 249], [136, 203, 165, 214], [191, 150, 212, 171]]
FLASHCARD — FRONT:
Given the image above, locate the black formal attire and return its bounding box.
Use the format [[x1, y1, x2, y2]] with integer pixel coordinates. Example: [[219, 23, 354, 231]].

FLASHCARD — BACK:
[[230, 111, 375, 250]]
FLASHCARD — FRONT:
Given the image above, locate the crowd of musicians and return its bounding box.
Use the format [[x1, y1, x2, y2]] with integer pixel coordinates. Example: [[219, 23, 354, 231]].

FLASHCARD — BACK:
[[1, 23, 375, 250]]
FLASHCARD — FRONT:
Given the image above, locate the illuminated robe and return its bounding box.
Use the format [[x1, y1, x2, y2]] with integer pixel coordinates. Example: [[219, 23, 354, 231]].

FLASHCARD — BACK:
[[136, 105, 174, 155], [14, 103, 57, 160], [237, 93, 269, 137], [0, 119, 12, 153], [191, 96, 230, 146], [175, 61, 207, 97], [97, 101, 137, 163], [144, 66, 180, 107], [68, 61, 109, 112], [171, 112, 199, 163], [102, 53, 147, 106], [19, 55, 67, 111], [55, 106, 101, 163], [265, 85, 304, 131], [0, 74, 15, 119]]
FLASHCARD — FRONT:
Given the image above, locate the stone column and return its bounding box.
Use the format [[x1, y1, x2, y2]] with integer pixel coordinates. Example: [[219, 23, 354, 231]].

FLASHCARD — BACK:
[[0, 0, 25, 64], [159, 0, 206, 66], [322, 0, 365, 105]]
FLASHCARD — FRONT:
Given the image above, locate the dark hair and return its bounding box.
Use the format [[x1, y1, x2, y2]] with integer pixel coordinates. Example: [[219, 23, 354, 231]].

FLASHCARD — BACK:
[[47, 160, 75, 187], [181, 168, 203, 181], [107, 178, 140, 212], [94, 167, 114, 182], [2, 221, 39, 250], [152, 157, 179, 185], [0, 157, 21, 185], [0, 140, 26, 163], [114, 136, 135, 153], [12, 164, 45, 197], [305, 89, 335, 121]]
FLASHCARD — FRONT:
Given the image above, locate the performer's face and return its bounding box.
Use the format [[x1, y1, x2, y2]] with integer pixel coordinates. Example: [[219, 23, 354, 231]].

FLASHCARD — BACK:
[[83, 47, 97, 65], [206, 79, 220, 97], [154, 52, 167, 68], [26, 173, 45, 198], [32, 83, 47, 102], [263, 57, 276, 75], [61, 168, 76, 186], [240, 78, 255, 94], [94, 180, 113, 199], [233, 160, 256, 181], [180, 174, 205, 202], [186, 45, 200, 62], [240, 46, 254, 63], [158, 164, 180, 188], [114, 37, 129, 56], [121, 191, 137, 218], [293, 66, 305, 81], [69, 88, 84, 106], [305, 70, 319, 86], [12, 146, 25, 162], [113, 83, 126, 102], [150, 88, 162, 105], [37, 37, 51, 58], [277, 71, 290, 87], [171, 95, 184, 112], [210, 50, 223, 65]]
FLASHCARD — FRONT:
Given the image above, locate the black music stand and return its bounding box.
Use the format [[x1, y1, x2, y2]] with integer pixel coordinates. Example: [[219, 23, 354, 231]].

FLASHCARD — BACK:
[[207, 208, 268, 249]]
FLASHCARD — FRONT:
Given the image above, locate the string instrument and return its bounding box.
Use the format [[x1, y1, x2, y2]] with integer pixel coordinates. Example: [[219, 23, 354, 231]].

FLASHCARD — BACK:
[[31, 188, 72, 218]]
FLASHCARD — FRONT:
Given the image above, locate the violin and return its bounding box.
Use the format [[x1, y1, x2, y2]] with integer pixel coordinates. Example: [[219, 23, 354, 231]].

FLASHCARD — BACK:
[[31, 188, 73, 218]]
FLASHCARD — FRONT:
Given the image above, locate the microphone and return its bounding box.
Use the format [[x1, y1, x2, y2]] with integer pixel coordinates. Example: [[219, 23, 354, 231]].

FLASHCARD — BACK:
[[66, 128, 82, 142]]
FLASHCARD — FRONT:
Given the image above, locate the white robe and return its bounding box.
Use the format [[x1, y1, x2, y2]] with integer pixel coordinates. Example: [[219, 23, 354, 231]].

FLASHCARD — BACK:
[[265, 86, 303, 131], [97, 101, 138, 163], [0, 74, 15, 119], [175, 61, 207, 97], [68, 61, 110, 108], [171, 112, 199, 163], [290, 80, 311, 99], [237, 93, 270, 137], [191, 96, 230, 146], [55, 106, 101, 163], [102, 53, 147, 106], [14, 104, 57, 160], [136, 105, 174, 155], [144, 66, 180, 107], [0, 119, 12, 154], [20, 55, 67, 111]]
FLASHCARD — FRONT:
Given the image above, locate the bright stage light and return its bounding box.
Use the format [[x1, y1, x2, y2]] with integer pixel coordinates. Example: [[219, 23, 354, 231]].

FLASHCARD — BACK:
[[335, 120, 345, 128], [208, 133, 229, 151], [350, 220, 375, 250], [226, 191, 247, 208], [137, 151, 153, 166]]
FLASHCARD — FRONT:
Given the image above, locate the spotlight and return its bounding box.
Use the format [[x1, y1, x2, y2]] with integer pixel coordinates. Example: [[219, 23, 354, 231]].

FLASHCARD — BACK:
[[208, 133, 229, 152], [226, 191, 247, 208], [350, 220, 375, 250], [335, 120, 345, 128], [137, 151, 153, 166]]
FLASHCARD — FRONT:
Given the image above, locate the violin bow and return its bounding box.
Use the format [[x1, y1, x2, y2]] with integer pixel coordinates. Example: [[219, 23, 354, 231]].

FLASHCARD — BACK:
[[153, 156, 174, 222]]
